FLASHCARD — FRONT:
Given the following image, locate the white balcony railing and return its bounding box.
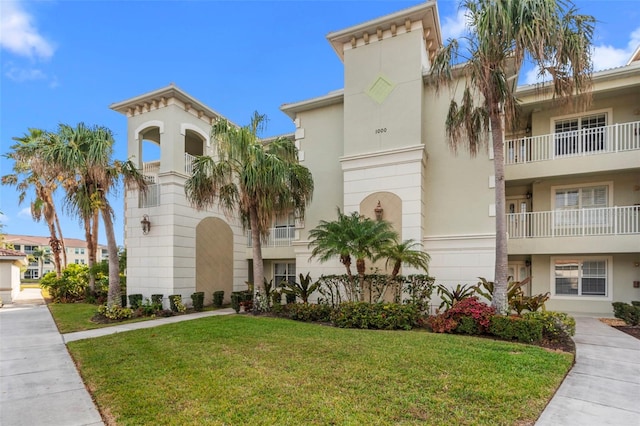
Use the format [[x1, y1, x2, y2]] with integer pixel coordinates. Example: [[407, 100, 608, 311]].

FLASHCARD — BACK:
[[247, 226, 295, 247], [504, 121, 640, 165], [185, 153, 196, 175], [139, 183, 160, 208], [507, 206, 640, 239]]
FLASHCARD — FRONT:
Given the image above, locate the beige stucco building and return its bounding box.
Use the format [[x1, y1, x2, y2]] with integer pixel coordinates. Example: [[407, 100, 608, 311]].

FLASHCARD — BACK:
[[112, 1, 640, 314]]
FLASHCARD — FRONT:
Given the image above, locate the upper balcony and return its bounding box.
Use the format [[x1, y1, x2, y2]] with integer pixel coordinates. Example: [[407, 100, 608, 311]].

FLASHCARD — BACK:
[[246, 226, 296, 260], [139, 153, 197, 208], [505, 121, 640, 181], [507, 205, 639, 254]]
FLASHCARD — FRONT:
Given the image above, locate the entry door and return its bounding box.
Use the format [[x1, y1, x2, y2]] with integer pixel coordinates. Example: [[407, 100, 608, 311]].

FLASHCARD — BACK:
[[508, 262, 531, 296], [507, 197, 530, 238]]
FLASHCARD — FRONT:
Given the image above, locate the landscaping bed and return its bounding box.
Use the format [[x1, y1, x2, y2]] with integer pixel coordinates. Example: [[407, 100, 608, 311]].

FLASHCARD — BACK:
[[599, 318, 640, 340]]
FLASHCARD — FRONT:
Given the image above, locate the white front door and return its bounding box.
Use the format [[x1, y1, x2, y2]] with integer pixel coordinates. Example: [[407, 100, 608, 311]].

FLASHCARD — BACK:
[[507, 197, 531, 238]]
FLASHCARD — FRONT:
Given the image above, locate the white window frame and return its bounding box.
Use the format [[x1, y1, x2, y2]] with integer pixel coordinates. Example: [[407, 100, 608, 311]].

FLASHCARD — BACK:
[[551, 181, 614, 231], [551, 108, 612, 156], [550, 256, 612, 300], [273, 262, 296, 286]]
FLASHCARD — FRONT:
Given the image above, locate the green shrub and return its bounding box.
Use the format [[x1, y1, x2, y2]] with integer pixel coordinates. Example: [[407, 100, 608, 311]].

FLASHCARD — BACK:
[[151, 294, 163, 307], [400, 274, 435, 313], [97, 304, 133, 320], [612, 302, 640, 326], [436, 283, 476, 310], [40, 264, 89, 303], [285, 293, 296, 305], [280, 272, 320, 304], [231, 291, 252, 313], [128, 294, 143, 309], [331, 302, 418, 330], [283, 303, 333, 322], [136, 299, 161, 317], [489, 316, 543, 343], [271, 291, 282, 307], [523, 311, 576, 340], [213, 291, 224, 308], [631, 301, 640, 307], [191, 292, 204, 312], [168, 295, 186, 313]]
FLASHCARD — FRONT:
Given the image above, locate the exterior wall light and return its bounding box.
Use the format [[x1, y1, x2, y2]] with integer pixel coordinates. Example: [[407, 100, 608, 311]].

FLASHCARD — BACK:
[[374, 201, 384, 221], [141, 214, 151, 235]]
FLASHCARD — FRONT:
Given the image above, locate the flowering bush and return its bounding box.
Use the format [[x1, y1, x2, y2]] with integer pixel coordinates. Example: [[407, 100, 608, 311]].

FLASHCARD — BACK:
[[97, 304, 133, 320], [168, 295, 186, 313], [426, 297, 495, 335]]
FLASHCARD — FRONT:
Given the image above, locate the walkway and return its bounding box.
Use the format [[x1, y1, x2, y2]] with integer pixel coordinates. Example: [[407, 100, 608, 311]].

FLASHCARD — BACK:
[[536, 316, 640, 426], [0, 289, 104, 426], [0, 289, 235, 426]]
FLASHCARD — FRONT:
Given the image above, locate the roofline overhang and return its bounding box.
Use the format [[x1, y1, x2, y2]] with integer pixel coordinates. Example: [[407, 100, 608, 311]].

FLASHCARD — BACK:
[[280, 90, 344, 120], [109, 83, 228, 123], [326, 0, 441, 62], [515, 61, 640, 104]]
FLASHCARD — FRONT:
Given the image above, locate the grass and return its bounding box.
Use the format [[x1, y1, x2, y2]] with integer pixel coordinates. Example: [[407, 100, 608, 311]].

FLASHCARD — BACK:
[[67, 315, 573, 425]]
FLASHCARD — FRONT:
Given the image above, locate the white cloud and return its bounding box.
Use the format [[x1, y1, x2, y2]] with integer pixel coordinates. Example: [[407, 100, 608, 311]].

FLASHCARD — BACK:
[[441, 9, 468, 42], [0, 0, 55, 59], [524, 26, 640, 85], [5, 63, 47, 82], [18, 207, 32, 218]]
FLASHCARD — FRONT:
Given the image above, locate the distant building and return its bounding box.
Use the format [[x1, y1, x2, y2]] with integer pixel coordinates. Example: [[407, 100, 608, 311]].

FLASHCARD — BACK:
[[2, 234, 107, 279]]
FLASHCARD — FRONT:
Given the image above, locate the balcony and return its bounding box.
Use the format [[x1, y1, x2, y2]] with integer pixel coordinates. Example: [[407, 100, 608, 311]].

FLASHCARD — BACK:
[[142, 152, 198, 182], [504, 121, 640, 180], [247, 227, 295, 248], [507, 206, 640, 254]]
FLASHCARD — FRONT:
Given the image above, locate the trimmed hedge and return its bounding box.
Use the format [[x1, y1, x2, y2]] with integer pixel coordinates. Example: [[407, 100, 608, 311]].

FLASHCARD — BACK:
[[523, 311, 576, 339], [283, 303, 333, 322], [332, 302, 418, 330], [128, 294, 143, 309], [489, 316, 543, 343], [191, 292, 204, 312], [213, 291, 224, 308], [612, 302, 640, 326]]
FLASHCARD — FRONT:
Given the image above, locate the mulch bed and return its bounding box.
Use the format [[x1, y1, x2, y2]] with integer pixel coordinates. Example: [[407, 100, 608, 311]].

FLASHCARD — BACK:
[[599, 318, 640, 340]]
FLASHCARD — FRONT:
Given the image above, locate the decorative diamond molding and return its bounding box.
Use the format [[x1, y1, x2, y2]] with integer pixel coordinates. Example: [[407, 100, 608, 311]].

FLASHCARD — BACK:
[[366, 75, 395, 104]]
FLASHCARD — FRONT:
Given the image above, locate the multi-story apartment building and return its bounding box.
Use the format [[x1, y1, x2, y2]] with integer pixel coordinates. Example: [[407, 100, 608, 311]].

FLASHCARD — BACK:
[[112, 1, 639, 314], [3, 235, 108, 279]]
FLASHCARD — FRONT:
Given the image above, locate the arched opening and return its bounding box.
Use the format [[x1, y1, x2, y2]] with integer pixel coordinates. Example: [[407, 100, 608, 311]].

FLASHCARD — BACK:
[[184, 129, 206, 175], [196, 217, 233, 304], [137, 125, 162, 207]]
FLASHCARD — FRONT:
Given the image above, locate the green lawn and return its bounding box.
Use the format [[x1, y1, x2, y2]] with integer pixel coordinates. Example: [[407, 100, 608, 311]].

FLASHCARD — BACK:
[[68, 315, 572, 425]]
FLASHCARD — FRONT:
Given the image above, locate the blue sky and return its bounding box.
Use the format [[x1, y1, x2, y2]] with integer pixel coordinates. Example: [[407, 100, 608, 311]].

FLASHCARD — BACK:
[[1, 0, 639, 246]]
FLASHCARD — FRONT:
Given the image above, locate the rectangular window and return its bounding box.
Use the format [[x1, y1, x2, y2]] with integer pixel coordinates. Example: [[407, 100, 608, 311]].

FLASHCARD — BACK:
[[80, 248, 85, 254], [24, 269, 39, 279], [75, 248, 80, 254], [24, 245, 37, 254], [554, 184, 609, 231], [274, 213, 295, 239], [554, 113, 606, 156], [274, 262, 296, 286], [75, 259, 80, 264], [554, 258, 608, 297]]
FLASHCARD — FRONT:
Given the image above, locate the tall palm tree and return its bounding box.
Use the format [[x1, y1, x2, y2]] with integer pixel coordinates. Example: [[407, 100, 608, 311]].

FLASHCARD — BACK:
[[2, 129, 67, 276], [185, 112, 314, 304], [308, 209, 398, 301], [44, 123, 148, 307], [430, 0, 594, 314]]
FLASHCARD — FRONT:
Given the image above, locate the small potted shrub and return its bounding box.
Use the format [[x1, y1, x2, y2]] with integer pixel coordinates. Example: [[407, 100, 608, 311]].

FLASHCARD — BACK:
[[213, 291, 224, 308], [191, 292, 204, 312]]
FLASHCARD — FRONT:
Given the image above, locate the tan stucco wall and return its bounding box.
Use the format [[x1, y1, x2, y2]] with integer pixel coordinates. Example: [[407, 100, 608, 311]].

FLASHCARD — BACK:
[[530, 253, 640, 315], [343, 29, 424, 156]]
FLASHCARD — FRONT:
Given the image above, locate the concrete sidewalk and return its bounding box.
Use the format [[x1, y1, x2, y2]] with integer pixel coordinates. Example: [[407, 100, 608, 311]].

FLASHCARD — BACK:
[[536, 316, 640, 425], [0, 289, 104, 426]]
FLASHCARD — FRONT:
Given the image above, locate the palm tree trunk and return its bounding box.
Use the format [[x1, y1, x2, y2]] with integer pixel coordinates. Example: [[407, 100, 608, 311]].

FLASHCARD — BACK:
[[84, 216, 96, 291], [490, 111, 509, 315], [249, 205, 265, 312], [101, 205, 121, 307], [54, 214, 67, 268]]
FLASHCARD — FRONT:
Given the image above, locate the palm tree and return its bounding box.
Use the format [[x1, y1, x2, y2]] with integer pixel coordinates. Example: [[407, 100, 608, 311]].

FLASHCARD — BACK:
[[2, 129, 67, 276], [31, 247, 52, 279], [185, 112, 314, 305], [44, 123, 148, 307], [430, 0, 594, 314], [377, 239, 430, 280], [308, 209, 398, 301]]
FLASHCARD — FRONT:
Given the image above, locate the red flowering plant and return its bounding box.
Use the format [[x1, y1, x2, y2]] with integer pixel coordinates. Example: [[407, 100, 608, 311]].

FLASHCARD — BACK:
[[427, 296, 495, 335]]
